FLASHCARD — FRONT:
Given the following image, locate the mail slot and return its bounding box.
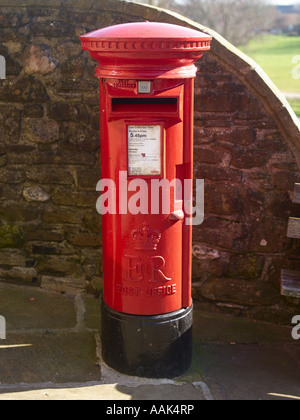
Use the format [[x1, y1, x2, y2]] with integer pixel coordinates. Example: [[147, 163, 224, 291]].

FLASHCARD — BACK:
[[80, 21, 211, 378]]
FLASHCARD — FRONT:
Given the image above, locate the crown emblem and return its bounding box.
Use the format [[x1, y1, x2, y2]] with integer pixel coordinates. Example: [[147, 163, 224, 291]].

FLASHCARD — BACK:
[[131, 222, 161, 251]]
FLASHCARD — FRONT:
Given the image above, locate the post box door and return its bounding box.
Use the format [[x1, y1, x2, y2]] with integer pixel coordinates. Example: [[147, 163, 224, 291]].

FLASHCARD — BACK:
[[100, 79, 188, 316]]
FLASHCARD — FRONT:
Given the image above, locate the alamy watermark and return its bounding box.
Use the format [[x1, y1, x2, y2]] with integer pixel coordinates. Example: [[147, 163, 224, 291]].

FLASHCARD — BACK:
[[96, 171, 204, 226], [292, 55, 300, 80], [0, 315, 6, 339], [291, 315, 300, 340], [0, 55, 6, 80]]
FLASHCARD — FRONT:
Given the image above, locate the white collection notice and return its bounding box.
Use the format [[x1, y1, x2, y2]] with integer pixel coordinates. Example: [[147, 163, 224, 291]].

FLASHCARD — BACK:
[[128, 125, 161, 176]]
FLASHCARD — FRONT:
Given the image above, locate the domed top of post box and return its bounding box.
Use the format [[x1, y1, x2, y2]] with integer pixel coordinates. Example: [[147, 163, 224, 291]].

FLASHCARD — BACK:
[[80, 21, 212, 79]]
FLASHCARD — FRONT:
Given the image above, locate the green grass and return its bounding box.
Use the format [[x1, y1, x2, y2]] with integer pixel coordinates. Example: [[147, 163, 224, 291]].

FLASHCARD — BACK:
[[239, 35, 300, 116], [290, 99, 300, 116]]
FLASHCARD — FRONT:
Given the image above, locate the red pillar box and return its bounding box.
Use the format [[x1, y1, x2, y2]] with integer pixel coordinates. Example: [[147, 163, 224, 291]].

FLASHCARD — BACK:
[[80, 22, 211, 378]]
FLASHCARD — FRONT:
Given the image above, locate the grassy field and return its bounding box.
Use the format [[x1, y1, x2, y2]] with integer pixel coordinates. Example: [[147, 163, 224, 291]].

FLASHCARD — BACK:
[[240, 35, 300, 116], [289, 98, 300, 116]]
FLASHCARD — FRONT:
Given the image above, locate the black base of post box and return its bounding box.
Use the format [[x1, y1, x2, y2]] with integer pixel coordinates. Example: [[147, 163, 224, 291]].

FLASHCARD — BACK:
[[100, 299, 193, 378]]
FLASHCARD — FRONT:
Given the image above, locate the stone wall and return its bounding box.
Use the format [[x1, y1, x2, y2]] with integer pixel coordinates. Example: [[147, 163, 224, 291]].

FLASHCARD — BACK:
[[0, 0, 300, 323], [192, 57, 300, 322]]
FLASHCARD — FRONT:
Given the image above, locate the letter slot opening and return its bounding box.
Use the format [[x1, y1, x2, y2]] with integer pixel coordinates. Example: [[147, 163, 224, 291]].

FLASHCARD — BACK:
[[111, 97, 178, 114]]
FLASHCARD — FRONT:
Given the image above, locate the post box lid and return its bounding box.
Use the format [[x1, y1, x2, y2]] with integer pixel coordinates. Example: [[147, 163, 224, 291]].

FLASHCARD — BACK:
[[80, 21, 212, 79], [80, 21, 211, 48]]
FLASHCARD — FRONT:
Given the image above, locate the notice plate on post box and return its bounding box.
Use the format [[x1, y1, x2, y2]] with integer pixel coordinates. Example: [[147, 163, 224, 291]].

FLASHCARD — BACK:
[[128, 125, 161, 176]]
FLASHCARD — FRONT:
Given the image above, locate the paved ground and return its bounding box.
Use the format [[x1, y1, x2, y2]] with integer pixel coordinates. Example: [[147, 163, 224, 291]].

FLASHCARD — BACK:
[[0, 283, 299, 401]]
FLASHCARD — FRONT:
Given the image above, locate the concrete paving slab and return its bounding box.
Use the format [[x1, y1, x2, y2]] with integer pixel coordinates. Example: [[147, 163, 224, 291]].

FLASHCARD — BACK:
[[0, 384, 132, 400], [83, 294, 101, 331], [193, 342, 300, 400], [0, 284, 76, 330], [192, 308, 294, 344], [121, 383, 206, 400], [0, 383, 206, 401], [0, 284, 299, 400], [0, 332, 101, 384]]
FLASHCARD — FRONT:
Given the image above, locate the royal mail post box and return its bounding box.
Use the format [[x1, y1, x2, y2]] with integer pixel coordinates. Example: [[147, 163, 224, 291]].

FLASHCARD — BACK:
[[80, 22, 211, 378]]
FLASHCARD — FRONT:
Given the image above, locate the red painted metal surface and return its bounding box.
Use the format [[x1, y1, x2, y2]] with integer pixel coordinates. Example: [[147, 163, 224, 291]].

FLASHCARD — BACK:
[[80, 22, 211, 315], [80, 21, 211, 79]]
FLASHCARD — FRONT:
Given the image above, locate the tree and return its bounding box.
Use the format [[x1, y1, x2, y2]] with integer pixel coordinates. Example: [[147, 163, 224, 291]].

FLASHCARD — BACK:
[[178, 0, 277, 46], [131, 0, 277, 46]]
